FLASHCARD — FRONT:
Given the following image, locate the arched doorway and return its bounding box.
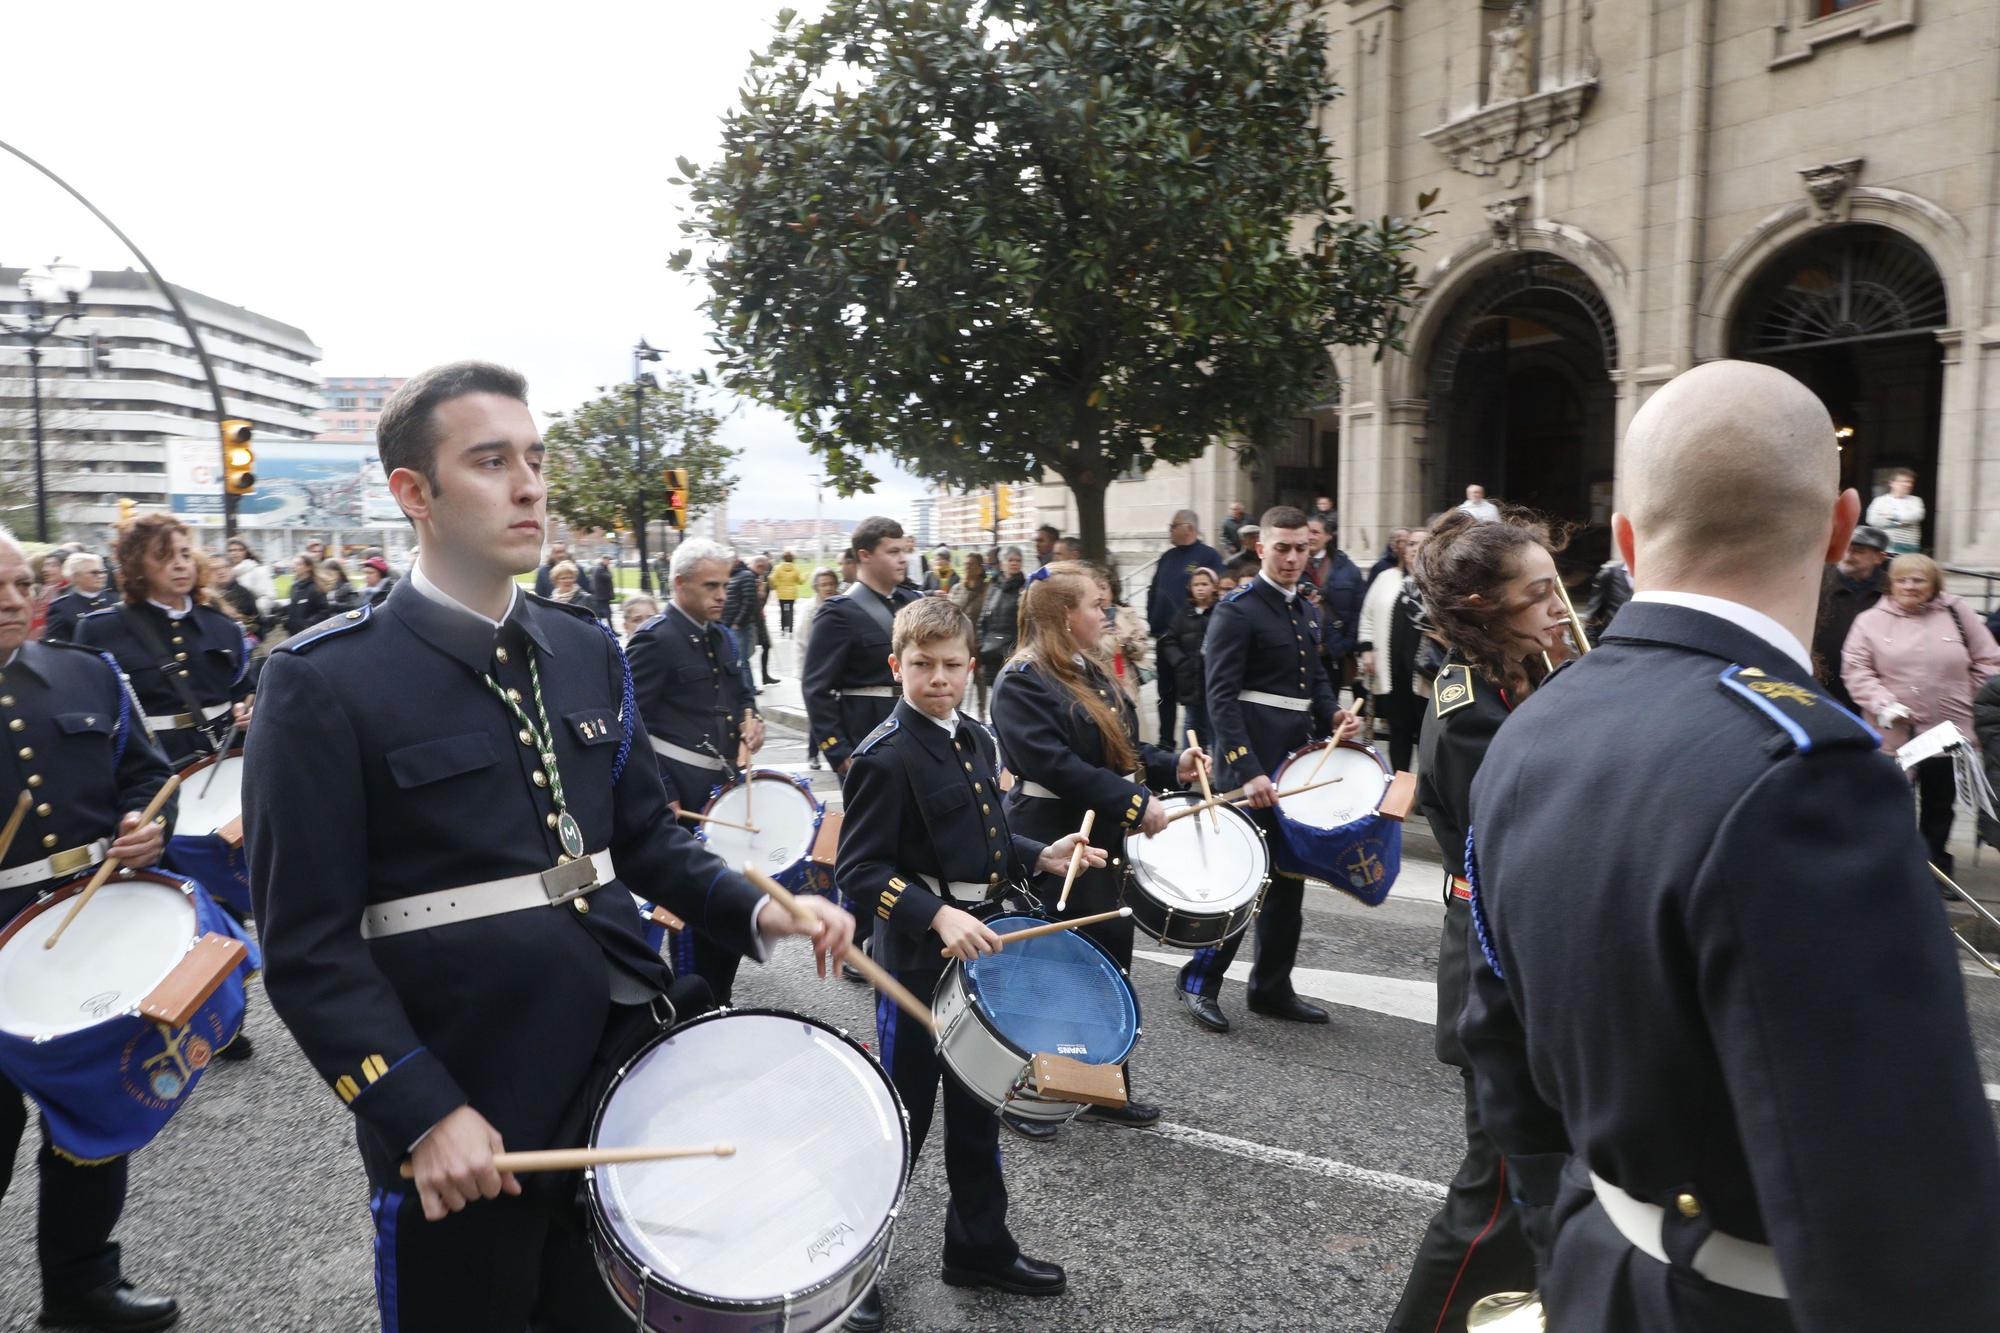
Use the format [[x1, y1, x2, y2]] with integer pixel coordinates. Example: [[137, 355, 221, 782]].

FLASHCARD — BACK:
[[1425, 255, 1619, 550], [1729, 224, 1947, 545]]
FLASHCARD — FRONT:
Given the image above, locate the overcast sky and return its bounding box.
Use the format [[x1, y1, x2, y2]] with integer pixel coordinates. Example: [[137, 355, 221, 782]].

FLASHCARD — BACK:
[[0, 0, 926, 522]]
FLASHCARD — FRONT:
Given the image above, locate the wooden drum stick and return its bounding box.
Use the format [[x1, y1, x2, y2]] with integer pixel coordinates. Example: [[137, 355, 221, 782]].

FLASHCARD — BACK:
[[1188, 729, 1219, 831], [744, 864, 937, 1035], [939, 907, 1130, 957], [44, 773, 181, 950], [0, 791, 31, 865], [399, 1142, 735, 1179], [1055, 809, 1097, 912], [676, 807, 759, 834], [1305, 734, 1339, 784]]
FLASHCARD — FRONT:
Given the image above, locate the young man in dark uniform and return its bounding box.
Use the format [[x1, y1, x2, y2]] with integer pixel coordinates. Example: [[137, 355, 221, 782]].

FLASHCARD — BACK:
[[1177, 507, 1359, 1032], [835, 597, 1094, 1332], [244, 362, 852, 1333], [799, 516, 919, 778], [625, 535, 766, 1002], [1462, 362, 2000, 1331], [0, 530, 181, 1332]]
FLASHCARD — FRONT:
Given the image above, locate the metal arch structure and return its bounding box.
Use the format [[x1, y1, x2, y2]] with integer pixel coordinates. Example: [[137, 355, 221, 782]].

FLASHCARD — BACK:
[[1730, 223, 1948, 356], [1425, 255, 1620, 398], [0, 138, 241, 536]]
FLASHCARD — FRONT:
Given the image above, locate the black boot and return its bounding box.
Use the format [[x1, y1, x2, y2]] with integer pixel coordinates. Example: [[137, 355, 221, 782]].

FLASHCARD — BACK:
[[941, 1252, 1066, 1296], [39, 1280, 179, 1331], [215, 1032, 254, 1061], [843, 1283, 884, 1332]]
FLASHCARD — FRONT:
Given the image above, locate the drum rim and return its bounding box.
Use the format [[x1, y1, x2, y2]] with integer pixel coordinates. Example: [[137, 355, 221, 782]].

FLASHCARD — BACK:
[[172, 745, 247, 782], [1123, 789, 1268, 915], [582, 1005, 911, 1314], [1271, 738, 1392, 829], [0, 869, 202, 1036], [940, 913, 1142, 1066]]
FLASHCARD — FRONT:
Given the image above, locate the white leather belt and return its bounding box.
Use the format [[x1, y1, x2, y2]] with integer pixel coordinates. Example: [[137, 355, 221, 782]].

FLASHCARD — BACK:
[[1590, 1172, 1787, 1300], [923, 875, 989, 898], [838, 685, 897, 699], [649, 736, 724, 770], [1016, 781, 1059, 800], [144, 701, 231, 731], [0, 839, 108, 891], [360, 849, 617, 941], [1238, 690, 1310, 712]]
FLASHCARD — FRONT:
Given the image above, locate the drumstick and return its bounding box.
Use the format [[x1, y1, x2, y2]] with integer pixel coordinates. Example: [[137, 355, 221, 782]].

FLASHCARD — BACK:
[[43, 773, 181, 950], [200, 721, 241, 800], [743, 864, 937, 1035], [676, 807, 759, 835], [0, 791, 32, 865], [1304, 734, 1339, 784], [1160, 773, 1347, 826], [1056, 808, 1096, 912], [939, 907, 1130, 957], [744, 767, 754, 828], [1187, 729, 1219, 831], [398, 1142, 735, 1179]]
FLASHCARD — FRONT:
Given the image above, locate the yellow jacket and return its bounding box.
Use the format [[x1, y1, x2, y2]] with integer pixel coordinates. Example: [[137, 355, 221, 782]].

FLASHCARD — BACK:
[[769, 559, 804, 600]]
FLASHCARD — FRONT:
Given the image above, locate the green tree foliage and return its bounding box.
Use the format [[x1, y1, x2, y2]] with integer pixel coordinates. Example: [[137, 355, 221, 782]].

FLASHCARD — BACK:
[[673, 0, 1434, 556], [541, 374, 737, 539]]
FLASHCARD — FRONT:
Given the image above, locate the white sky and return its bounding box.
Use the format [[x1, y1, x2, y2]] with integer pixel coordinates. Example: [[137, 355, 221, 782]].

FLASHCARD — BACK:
[[0, 0, 926, 522]]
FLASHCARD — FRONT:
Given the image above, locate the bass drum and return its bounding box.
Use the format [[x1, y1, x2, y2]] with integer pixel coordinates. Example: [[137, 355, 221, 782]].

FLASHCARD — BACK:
[[584, 1009, 909, 1332]]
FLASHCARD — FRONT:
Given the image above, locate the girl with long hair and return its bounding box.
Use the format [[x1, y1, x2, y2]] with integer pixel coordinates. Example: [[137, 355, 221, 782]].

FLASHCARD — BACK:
[[989, 564, 1208, 1136], [1384, 507, 1571, 1333]]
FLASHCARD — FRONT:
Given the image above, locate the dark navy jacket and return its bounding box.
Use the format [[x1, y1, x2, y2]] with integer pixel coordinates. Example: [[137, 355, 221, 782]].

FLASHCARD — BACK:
[[1203, 576, 1338, 788], [1145, 540, 1224, 636], [41, 587, 113, 643], [836, 699, 1042, 974], [76, 600, 252, 764], [0, 640, 175, 918], [625, 602, 755, 809], [800, 582, 920, 768], [1460, 601, 2000, 1331], [243, 580, 767, 1190], [1304, 549, 1365, 660]]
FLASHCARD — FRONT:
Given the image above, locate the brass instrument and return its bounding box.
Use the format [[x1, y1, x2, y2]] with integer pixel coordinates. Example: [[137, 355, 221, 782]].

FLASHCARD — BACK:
[[1553, 572, 1593, 655], [1467, 1291, 1545, 1331], [1933, 864, 2000, 977]]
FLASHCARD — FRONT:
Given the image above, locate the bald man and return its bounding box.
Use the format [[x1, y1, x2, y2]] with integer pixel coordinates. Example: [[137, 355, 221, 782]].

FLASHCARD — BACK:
[[1458, 361, 2000, 1331]]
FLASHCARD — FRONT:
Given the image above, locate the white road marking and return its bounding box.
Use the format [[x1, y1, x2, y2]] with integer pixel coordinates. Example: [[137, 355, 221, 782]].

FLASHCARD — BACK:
[[1987, 1084, 2000, 1103], [1137, 1120, 1447, 1202], [1133, 950, 1438, 1025]]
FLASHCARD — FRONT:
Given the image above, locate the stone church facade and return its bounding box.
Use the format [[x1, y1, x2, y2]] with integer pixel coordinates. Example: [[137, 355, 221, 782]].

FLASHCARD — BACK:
[[1039, 0, 2000, 575]]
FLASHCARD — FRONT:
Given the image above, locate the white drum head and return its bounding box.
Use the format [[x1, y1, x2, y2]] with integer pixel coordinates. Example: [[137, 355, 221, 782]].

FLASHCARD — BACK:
[[1275, 745, 1390, 831], [700, 775, 821, 880], [597, 1012, 905, 1302], [177, 754, 245, 838], [0, 880, 195, 1037], [1126, 794, 1266, 914]]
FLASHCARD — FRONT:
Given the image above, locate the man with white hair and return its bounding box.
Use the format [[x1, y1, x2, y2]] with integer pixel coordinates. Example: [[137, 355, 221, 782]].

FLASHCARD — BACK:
[[41, 551, 112, 642], [626, 537, 767, 1002], [1460, 361, 2000, 1330]]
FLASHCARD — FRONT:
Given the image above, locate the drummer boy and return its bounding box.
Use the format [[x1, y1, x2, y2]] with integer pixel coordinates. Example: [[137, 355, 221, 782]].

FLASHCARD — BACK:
[[834, 597, 1101, 1331]]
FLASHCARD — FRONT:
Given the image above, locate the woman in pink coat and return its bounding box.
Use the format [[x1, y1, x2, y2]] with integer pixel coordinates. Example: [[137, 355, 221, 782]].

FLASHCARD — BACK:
[[1842, 553, 2000, 872]]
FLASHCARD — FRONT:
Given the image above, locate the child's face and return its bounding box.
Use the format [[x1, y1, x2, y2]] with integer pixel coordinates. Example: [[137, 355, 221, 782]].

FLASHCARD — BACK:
[[891, 636, 973, 720]]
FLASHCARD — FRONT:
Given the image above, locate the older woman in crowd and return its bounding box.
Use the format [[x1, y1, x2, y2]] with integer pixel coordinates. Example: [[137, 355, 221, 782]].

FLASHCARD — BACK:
[[1843, 553, 2000, 873], [547, 558, 605, 620]]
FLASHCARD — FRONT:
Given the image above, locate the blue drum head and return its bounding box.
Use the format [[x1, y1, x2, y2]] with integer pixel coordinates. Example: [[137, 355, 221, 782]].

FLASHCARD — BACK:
[[960, 915, 1138, 1064]]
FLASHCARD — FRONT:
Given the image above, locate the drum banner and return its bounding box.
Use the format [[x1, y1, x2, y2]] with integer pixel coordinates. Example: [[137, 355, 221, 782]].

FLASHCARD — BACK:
[[1272, 812, 1402, 908], [164, 832, 253, 919], [0, 885, 258, 1162]]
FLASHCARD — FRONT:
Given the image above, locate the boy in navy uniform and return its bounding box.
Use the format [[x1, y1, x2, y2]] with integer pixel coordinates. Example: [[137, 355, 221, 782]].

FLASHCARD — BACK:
[[1461, 362, 2000, 1331], [245, 362, 852, 1333], [1178, 506, 1360, 1031], [0, 530, 181, 1332], [834, 597, 1098, 1332]]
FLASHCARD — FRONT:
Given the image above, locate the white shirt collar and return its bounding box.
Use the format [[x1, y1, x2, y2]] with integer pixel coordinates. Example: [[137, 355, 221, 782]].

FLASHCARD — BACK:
[[409, 558, 519, 629], [1628, 591, 1814, 675], [0, 648, 15, 669], [668, 600, 709, 633], [148, 596, 193, 621], [1257, 570, 1298, 604], [919, 706, 961, 735]]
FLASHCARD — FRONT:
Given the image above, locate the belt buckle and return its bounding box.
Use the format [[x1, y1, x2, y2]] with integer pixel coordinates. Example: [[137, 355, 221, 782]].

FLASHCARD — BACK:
[[47, 845, 96, 877], [540, 856, 599, 904]]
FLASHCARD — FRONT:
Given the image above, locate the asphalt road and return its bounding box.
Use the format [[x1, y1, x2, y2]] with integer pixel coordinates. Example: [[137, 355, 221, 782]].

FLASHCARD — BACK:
[[6, 719, 1997, 1332]]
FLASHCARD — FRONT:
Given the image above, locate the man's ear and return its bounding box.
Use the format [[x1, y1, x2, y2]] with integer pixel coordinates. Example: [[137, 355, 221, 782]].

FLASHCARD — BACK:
[[387, 467, 430, 523], [1825, 488, 1862, 564], [1612, 512, 1637, 578], [887, 652, 901, 681]]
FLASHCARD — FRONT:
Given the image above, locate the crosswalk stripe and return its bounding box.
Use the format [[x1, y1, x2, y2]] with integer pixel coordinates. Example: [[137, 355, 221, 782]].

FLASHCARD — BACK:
[[1133, 950, 1438, 1025], [1135, 1120, 1447, 1202], [1988, 1083, 2000, 1103]]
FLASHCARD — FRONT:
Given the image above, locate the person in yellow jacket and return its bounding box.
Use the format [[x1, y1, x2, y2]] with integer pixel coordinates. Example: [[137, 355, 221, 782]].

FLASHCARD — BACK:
[[770, 549, 804, 636]]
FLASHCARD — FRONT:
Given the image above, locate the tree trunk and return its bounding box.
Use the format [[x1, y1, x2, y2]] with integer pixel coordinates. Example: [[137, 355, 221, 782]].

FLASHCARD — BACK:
[[1069, 473, 1109, 564]]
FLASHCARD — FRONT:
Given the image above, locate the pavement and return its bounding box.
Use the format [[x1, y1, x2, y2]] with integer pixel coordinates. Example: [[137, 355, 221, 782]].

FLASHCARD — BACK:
[[5, 630, 1996, 1331]]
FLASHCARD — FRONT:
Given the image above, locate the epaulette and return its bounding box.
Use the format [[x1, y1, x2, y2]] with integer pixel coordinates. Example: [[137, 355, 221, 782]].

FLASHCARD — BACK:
[[1433, 663, 1475, 717], [821, 591, 852, 605], [78, 605, 120, 622], [1223, 584, 1256, 602], [524, 590, 600, 623], [41, 637, 111, 657], [853, 716, 900, 756], [1717, 665, 1880, 756], [634, 613, 667, 635], [279, 604, 372, 653]]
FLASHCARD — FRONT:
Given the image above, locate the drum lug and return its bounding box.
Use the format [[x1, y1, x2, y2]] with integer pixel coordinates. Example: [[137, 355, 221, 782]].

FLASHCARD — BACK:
[[635, 1268, 649, 1330]]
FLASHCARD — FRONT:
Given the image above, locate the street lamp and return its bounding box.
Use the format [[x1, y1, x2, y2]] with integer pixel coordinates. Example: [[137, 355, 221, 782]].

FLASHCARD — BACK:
[[632, 338, 663, 593], [3, 259, 93, 541]]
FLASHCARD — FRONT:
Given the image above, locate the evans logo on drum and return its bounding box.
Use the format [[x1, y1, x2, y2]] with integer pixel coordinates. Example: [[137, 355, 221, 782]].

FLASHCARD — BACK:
[[1057, 1043, 1088, 1056], [805, 1220, 855, 1263], [764, 845, 794, 869], [82, 990, 123, 1019]]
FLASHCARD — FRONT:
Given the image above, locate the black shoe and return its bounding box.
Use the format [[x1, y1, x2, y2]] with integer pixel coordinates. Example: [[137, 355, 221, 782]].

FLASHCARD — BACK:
[[1180, 989, 1230, 1033], [808, 752, 823, 770], [1081, 1099, 1161, 1127], [762, 675, 781, 685], [1248, 994, 1329, 1024], [215, 1033, 254, 1061], [843, 1284, 884, 1332], [1000, 1112, 1060, 1142], [942, 1252, 1066, 1296], [39, 1280, 179, 1331], [842, 963, 867, 984]]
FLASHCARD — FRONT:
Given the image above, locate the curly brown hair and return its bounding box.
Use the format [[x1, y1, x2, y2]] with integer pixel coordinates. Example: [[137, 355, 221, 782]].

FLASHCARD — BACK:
[[116, 513, 198, 607], [1410, 508, 1568, 692]]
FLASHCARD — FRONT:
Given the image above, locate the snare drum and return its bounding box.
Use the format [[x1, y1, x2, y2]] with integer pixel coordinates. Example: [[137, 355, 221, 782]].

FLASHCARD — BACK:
[[697, 771, 829, 893], [584, 1009, 909, 1332], [0, 869, 255, 1161], [1270, 740, 1402, 906], [1122, 791, 1270, 949], [933, 914, 1140, 1122], [163, 746, 251, 917]]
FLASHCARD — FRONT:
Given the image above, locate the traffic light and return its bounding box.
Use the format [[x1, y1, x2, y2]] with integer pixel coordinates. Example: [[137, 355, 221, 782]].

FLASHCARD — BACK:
[[664, 466, 689, 531], [117, 497, 135, 525], [221, 420, 255, 495], [997, 486, 1013, 520], [978, 495, 994, 529]]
